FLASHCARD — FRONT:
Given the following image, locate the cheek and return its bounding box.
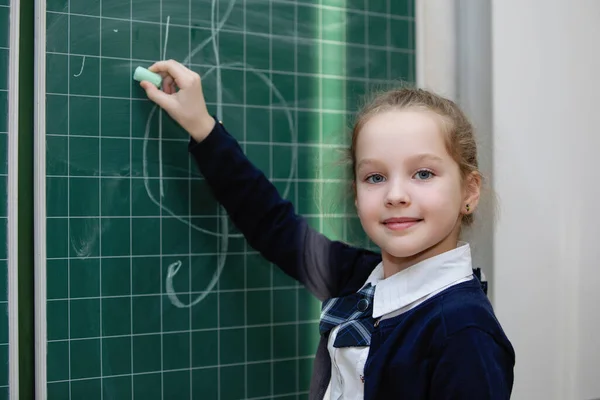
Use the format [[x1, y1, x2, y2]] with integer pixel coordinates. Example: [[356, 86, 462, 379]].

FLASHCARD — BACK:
[[355, 187, 378, 215], [418, 182, 463, 214]]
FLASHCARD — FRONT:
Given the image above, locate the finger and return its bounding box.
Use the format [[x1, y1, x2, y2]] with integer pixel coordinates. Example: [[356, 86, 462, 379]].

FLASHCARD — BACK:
[[162, 75, 175, 95], [140, 81, 173, 110], [148, 60, 189, 81], [150, 60, 199, 89]]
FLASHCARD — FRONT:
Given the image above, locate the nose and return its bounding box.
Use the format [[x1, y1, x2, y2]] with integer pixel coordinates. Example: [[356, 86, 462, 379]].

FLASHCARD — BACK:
[[385, 180, 410, 207]]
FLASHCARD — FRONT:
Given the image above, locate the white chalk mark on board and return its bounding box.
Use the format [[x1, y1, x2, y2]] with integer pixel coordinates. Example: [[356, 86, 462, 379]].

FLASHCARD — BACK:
[[158, 15, 171, 198], [143, 106, 238, 241], [113, 29, 118, 33], [162, 15, 171, 60], [70, 218, 108, 258], [211, 0, 223, 119], [165, 261, 187, 307], [73, 56, 86, 77], [140, 0, 296, 308], [182, 0, 236, 66], [143, 72, 297, 234], [166, 253, 226, 308]]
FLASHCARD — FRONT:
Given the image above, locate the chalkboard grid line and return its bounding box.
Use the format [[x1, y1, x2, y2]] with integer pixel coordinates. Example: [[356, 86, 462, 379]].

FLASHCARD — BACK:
[[213, 2, 221, 398], [46, 251, 270, 260], [43, 54, 415, 82], [269, 0, 274, 396], [43, 177, 354, 184], [5, 1, 20, 393], [316, 3, 324, 396], [45, 94, 364, 115], [43, 2, 413, 26], [43, 135, 351, 150], [294, 0, 300, 396], [66, 0, 72, 395], [242, 0, 248, 398], [267, 0, 413, 21], [187, 0, 193, 398], [45, 36, 413, 62], [246, 390, 309, 400], [408, 0, 415, 80], [365, 1, 370, 88], [129, 0, 134, 395], [44, 350, 315, 379], [98, 0, 105, 395], [43, 8, 412, 32], [45, 286, 317, 299], [44, 321, 321, 344], [43, 247, 362, 263], [317, 0, 324, 325], [158, 2, 164, 398], [387, 0, 391, 80]]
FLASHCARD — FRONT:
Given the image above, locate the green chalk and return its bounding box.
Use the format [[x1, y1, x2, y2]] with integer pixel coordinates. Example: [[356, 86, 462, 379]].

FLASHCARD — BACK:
[[133, 66, 162, 88]]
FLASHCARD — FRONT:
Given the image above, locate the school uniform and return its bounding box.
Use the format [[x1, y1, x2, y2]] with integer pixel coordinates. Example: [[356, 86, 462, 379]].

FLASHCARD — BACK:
[[189, 118, 515, 399], [324, 243, 477, 399]]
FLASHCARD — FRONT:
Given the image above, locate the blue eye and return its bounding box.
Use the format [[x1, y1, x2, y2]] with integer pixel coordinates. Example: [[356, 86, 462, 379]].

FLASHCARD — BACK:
[[366, 174, 385, 184], [414, 170, 434, 180]]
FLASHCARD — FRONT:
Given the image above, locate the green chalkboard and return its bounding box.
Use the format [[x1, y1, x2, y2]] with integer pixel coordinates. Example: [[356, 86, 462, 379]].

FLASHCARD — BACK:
[[0, 0, 11, 398], [43, 0, 414, 398]]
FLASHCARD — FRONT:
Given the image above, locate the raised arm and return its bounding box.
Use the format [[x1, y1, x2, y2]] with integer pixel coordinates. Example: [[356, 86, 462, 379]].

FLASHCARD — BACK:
[[140, 60, 377, 300]]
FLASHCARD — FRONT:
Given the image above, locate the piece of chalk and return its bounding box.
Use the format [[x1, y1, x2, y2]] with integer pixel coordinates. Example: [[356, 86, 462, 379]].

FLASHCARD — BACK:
[[133, 66, 162, 88]]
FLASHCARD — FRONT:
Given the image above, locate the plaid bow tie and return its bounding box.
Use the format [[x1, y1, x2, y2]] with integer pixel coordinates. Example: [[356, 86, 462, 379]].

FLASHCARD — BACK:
[[319, 283, 376, 348]]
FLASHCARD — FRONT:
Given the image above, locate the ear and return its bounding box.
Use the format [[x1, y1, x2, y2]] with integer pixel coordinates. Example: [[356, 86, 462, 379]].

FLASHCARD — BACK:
[[462, 171, 482, 215]]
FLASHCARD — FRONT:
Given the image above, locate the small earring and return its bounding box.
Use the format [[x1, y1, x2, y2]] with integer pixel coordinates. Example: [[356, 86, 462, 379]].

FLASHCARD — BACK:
[[465, 204, 470, 212]]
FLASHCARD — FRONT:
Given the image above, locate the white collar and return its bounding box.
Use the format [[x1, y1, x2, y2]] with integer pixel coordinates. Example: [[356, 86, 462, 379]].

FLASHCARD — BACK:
[[364, 242, 474, 318]]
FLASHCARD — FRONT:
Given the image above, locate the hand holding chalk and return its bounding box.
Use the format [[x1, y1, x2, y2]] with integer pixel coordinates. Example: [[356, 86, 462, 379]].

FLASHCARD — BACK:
[[133, 66, 163, 88], [138, 60, 215, 142]]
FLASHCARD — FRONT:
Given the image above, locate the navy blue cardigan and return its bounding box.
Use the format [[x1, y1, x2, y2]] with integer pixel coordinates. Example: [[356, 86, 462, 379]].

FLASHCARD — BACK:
[[189, 119, 515, 399]]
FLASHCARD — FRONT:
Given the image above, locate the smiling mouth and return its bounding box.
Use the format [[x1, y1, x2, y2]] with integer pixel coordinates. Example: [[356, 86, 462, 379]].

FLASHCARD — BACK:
[[382, 218, 422, 231]]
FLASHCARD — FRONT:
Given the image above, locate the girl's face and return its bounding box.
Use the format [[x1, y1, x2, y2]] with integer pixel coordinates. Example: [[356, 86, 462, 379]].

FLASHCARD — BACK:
[[354, 109, 479, 274]]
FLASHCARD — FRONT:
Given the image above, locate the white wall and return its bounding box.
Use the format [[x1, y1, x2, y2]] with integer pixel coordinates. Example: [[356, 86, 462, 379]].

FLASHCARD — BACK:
[[492, 1, 600, 399], [415, 0, 457, 100]]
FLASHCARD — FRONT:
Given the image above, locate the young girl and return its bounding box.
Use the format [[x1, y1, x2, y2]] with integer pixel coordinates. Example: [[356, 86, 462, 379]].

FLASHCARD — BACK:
[[140, 60, 515, 399]]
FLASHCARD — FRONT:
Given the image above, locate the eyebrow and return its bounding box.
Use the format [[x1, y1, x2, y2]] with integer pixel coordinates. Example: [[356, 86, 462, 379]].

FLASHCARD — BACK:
[[356, 159, 381, 171], [410, 153, 444, 163], [356, 154, 444, 170]]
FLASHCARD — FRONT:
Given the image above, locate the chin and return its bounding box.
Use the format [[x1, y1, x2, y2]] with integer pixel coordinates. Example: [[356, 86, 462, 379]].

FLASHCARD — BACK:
[[378, 240, 426, 259], [378, 235, 443, 260], [385, 246, 423, 259]]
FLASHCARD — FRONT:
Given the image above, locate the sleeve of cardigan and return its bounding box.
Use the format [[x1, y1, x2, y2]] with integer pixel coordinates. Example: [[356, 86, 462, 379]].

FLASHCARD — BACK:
[[429, 327, 514, 399], [188, 118, 373, 300]]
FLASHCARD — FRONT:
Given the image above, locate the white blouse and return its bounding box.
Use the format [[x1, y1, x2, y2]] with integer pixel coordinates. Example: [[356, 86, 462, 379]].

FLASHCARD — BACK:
[[324, 243, 477, 400]]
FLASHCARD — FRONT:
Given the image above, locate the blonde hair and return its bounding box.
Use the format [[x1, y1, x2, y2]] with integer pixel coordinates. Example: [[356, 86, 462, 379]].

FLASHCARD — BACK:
[[347, 86, 480, 226]]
